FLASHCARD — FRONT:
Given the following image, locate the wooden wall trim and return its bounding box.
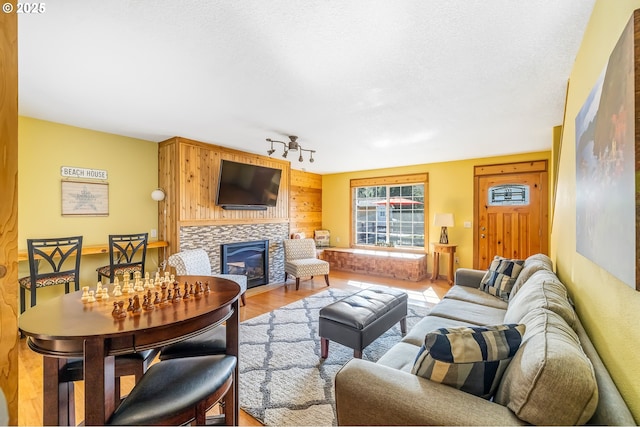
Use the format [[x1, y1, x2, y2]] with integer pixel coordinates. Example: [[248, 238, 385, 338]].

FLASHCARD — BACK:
[[0, 4, 19, 424], [474, 160, 548, 176], [178, 218, 290, 227], [350, 173, 428, 187]]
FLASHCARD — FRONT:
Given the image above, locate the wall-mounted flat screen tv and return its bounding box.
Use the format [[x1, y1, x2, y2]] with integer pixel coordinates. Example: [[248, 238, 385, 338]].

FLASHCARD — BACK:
[[216, 160, 282, 210]]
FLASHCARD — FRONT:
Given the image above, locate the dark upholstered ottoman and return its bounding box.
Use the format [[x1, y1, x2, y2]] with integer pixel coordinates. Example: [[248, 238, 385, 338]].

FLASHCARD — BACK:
[[319, 287, 408, 358]]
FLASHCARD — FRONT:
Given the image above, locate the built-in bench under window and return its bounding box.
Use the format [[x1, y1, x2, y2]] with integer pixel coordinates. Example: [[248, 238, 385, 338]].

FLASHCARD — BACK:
[[319, 248, 427, 281]]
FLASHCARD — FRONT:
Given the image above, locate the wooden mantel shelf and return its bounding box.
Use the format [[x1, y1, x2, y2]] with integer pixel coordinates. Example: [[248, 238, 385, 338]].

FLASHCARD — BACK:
[[17, 240, 168, 262]]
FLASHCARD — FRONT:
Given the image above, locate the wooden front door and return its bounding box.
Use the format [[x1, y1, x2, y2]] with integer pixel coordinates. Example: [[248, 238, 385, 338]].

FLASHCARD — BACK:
[[474, 161, 549, 270]]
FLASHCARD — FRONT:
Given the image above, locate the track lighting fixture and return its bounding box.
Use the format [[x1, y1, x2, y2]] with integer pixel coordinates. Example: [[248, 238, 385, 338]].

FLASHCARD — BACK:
[[266, 135, 316, 163]]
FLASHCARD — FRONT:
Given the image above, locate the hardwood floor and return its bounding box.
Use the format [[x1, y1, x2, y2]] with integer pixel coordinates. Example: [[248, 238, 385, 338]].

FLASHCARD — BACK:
[[17, 271, 451, 426]]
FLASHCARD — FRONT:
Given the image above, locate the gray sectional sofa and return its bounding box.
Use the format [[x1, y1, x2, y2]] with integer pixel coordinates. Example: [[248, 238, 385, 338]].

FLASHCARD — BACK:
[[334, 254, 636, 425]]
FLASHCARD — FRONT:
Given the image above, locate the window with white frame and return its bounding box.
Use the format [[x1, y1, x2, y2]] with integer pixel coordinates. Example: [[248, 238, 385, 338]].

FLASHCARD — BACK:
[[351, 174, 427, 250]]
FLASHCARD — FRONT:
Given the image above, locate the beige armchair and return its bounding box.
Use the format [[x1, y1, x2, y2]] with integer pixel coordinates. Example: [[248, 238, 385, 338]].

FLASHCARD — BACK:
[[283, 238, 330, 290], [168, 248, 247, 305]]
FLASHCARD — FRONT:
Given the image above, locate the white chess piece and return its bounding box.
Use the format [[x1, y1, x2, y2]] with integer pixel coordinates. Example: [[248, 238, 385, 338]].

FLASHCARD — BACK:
[[81, 286, 90, 303], [113, 284, 122, 297], [87, 290, 96, 303]]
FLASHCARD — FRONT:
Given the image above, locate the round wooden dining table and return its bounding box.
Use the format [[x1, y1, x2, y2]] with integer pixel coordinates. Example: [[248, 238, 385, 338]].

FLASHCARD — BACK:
[[19, 275, 241, 426]]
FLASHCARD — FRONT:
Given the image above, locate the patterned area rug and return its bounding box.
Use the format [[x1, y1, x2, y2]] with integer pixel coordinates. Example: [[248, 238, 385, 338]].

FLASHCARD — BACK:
[[238, 287, 430, 426]]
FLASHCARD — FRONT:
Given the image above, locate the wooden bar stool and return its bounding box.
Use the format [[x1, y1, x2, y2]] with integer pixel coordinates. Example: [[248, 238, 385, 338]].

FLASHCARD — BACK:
[[59, 349, 159, 402], [107, 355, 237, 426], [159, 325, 227, 360]]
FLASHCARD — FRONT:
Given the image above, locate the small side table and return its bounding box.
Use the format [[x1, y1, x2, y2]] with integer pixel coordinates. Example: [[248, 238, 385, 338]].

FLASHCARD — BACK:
[[431, 243, 457, 285]]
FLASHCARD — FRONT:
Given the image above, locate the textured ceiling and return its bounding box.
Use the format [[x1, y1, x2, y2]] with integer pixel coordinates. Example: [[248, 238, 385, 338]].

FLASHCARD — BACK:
[[18, 1, 595, 174]]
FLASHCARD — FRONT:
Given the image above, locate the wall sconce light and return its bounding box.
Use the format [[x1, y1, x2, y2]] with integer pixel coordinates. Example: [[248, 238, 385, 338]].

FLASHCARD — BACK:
[[433, 213, 454, 244], [266, 135, 316, 163], [151, 188, 165, 201]]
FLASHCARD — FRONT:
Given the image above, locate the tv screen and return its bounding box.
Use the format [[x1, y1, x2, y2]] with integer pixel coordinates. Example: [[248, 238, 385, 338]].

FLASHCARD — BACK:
[[216, 160, 282, 208]]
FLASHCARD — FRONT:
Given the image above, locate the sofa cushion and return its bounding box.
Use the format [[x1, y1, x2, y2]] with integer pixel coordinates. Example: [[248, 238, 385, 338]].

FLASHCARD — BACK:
[[479, 256, 524, 301], [504, 270, 577, 329], [510, 258, 553, 298], [402, 315, 478, 347], [443, 285, 509, 309], [522, 253, 553, 268], [428, 298, 507, 326], [377, 341, 422, 372], [495, 308, 598, 425], [411, 324, 525, 399]]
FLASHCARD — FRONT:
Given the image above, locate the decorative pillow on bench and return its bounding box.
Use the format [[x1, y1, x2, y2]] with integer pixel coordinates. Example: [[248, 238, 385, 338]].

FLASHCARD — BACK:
[[411, 324, 525, 399], [479, 256, 524, 301]]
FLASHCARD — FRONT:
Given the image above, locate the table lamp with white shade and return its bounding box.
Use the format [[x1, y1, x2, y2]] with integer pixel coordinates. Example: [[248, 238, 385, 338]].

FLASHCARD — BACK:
[[433, 213, 454, 244]]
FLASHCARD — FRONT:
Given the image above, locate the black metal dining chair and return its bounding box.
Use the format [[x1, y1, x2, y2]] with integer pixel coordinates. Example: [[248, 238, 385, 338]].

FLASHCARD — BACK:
[[97, 233, 148, 283], [18, 236, 83, 313]]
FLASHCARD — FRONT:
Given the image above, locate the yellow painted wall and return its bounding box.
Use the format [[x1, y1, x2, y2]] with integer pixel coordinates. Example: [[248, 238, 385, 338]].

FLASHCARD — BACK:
[[18, 117, 160, 305], [322, 151, 550, 272], [552, 1, 640, 421]]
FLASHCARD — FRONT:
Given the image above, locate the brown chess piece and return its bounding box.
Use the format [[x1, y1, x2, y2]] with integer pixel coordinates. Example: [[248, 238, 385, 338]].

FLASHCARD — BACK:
[[117, 300, 127, 318], [194, 282, 202, 299], [173, 286, 182, 303], [144, 294, 155, 311], [182, 282, 190, 300], [154, 291, 161, 306], [127, 297, 134, 312], [166, 289, 173, 303], [132, 295, 142, 315], [111, 301, 120, 318], [204, 282, 211, 294]]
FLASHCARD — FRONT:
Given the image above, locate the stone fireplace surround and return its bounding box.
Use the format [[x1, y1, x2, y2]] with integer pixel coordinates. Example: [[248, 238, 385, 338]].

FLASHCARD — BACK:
[[179, 223, 289, 285]]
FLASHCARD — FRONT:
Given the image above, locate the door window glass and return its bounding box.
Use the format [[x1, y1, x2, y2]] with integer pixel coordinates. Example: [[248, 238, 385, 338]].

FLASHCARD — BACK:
[[487, 184, 530, 206]]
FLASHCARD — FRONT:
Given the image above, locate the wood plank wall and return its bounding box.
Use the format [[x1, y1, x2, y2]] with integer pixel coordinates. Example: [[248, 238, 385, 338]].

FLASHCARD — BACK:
[[158, 137, 294, 256], [289, 169, 323, 238], [0, 5, 18, 424]]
